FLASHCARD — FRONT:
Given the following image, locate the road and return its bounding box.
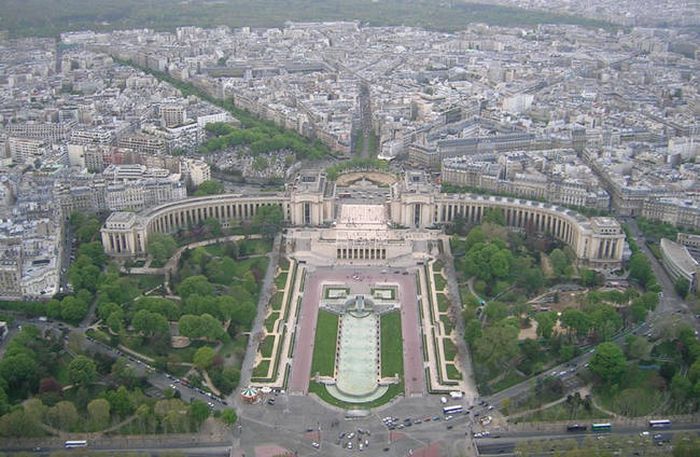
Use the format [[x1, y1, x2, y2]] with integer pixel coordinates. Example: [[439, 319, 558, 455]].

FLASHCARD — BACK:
[[476, 424, 700, 455], [237, 233, 282, 391]]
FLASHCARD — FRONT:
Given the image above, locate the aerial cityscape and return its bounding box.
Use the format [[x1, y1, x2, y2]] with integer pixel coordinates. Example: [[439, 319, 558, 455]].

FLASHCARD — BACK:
[[0, 1, 699, 456]]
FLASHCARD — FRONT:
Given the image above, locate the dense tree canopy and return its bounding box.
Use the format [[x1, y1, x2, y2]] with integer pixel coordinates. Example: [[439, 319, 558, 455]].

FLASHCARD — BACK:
[[148, 233, 178, 266], [194, 180, 224, 196], [589, 342, 626, 385]]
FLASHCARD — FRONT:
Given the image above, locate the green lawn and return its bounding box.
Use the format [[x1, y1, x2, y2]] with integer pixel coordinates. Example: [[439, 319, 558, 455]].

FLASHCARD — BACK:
[[260, 335, 275, 358], [443, 338, 457, 361], [440, 314, 454, 335], [278, 257, 290, 271], [270, 291, 284, 311], [252, 360, 270, 379], [490, 370, 527, 393], [132, 274, 164, 291], [433, 260, 445, 272], [436, 293, 450, 312], [310, 310, 339, 377], [380, 311, 404, 378], [218, 334, 247, 362], [512, 402, 611, 423], [264, 311, 280, 333], [446, 363, 462, 380], [433, 273, 447, 291], [323, 286, 350, 299], [275, 272, 288, 290], [239, 238, 273, 256], [308, 381, 404, 409]]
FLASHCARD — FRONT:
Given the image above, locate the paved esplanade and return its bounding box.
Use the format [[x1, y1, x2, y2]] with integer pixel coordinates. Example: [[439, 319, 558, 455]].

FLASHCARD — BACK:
[[287, 269, 425, 397]]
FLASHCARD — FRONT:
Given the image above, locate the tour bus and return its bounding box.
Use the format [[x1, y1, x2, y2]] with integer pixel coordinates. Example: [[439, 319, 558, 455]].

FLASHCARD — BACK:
[[566, 424, 587, 432], [443, 405, 464, 415], [64, 440, 88, 448], [648, 419, 672, 429], [591, 423, 612, 432]]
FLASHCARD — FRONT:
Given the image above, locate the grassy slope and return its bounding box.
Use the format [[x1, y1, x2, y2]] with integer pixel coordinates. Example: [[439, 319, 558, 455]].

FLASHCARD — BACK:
[[310, 310, 339, 377], [380, 311, 404, 378]]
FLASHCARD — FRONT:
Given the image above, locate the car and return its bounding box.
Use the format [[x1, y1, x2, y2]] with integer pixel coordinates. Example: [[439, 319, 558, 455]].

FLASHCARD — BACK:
[[311, 442, 320, 449], [347, 432, 355, 439], [440, 396, 448, 404], [640, 431, 650, 436]]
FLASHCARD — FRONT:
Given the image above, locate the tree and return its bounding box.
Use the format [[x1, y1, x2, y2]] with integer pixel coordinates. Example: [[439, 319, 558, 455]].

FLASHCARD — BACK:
[[0, 409, 43, 437], [464, 320, 482, 345], [252, 205, 284, 238], [68, 356, 97, 386], [629, 253, 654, 288], [148, 233, 178, 266], [212, 367, 241, 394], [624, 335, 650, 360], [587, 304, 622, 341], [220, 408, 237, 425], [23, 398, 47, 423], [105, 385, 134, 417], [60, 295, 89, 324], [193, 347, 216, 370], [589, 342, 626, 385], [189, 400, 210, 426], [0, 386, 8, 416], [202, 217, 223, 237], [46, 401, 79, 431], [111, 359, 137, 387], [549, 249, 570, 278], [464, 227, 486, 251], [473, 323, 519, 368], [106, 311, 124, 333], [579, 269, 602, 287], [515, 265, 544, 295], [483, 208, 505, 225], [87, 398, 111, 430], [560, 309, 590, 341], [177, 275, 213, 298], [535, 311, 557, 339], [0, 352, 39, 396], [78, 241, 107, 268], [675, 277, 690, 298], [132, 310, 169, 339], [194, 180, 224, 196]]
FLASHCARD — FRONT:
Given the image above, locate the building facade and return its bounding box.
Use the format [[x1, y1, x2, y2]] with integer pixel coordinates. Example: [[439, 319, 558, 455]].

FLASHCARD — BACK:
[[101, 171, 625, 270]]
